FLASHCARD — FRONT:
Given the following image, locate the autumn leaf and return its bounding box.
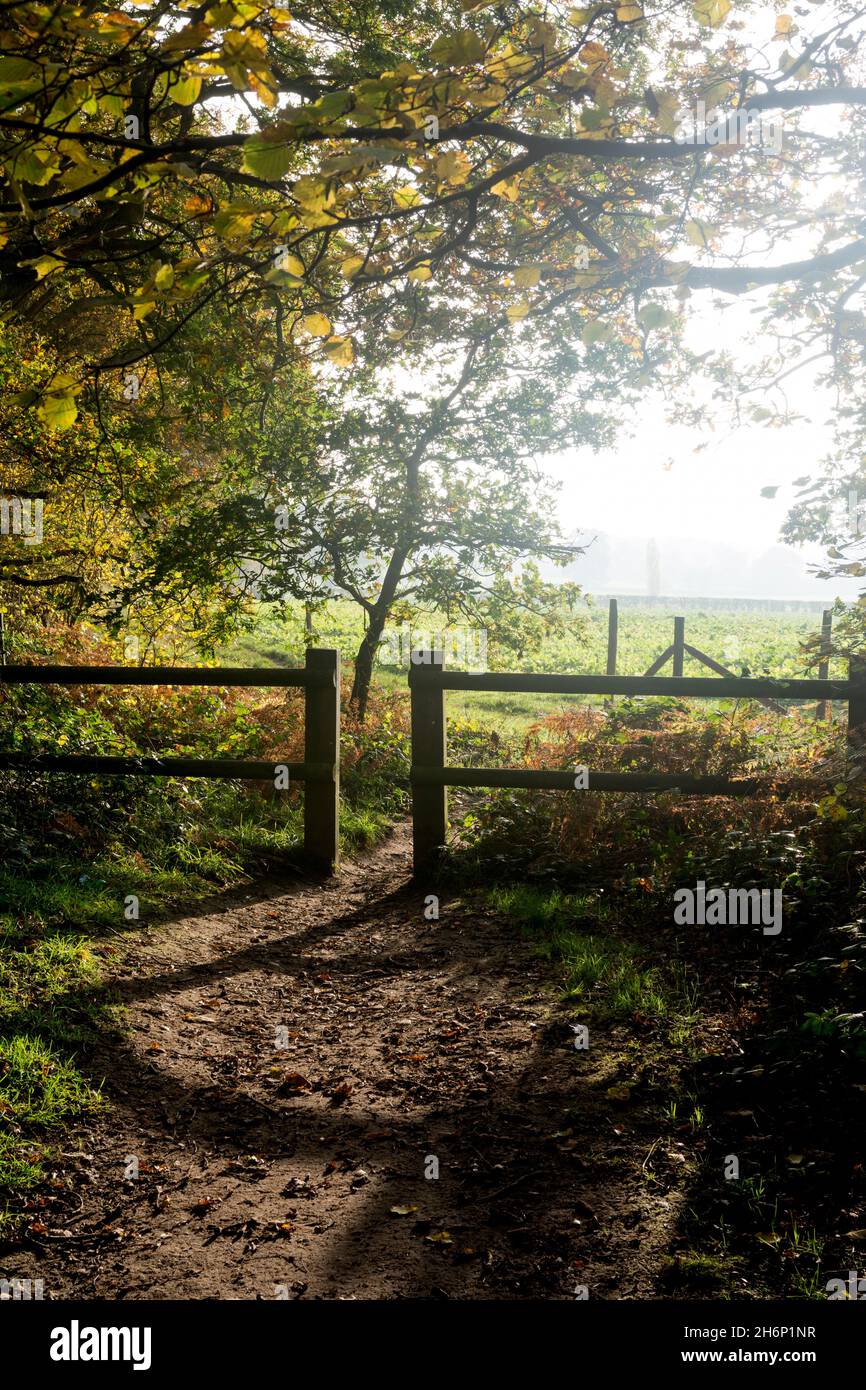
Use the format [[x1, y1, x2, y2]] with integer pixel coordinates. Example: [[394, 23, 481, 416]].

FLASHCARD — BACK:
[[491, 175, 520, 202], [693, 0, 732, 28], [301, 312, 331, 337], [434, 150, 471, 185], [168, 70, 202, 106], [513, 265, 541, 289], [242, 134, 292, 181], [324, 336, 354, 366], [36, 373, 82, 431], [605, 1082, 632, 1102]]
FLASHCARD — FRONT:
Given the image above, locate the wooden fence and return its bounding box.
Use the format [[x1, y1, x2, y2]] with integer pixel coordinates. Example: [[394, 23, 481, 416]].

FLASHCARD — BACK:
[[409, 649, 866, 874], [608, 599, 837, 719], [0, 647, 341, 871]]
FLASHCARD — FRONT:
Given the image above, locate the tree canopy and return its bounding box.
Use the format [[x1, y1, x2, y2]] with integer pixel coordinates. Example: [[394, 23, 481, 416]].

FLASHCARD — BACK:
[[2, 1, 866, 420], [3, 0, 866, 676]]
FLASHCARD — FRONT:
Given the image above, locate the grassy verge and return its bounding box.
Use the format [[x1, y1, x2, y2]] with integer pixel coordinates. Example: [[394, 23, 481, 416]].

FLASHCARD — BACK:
[[451, 702, 866, 1299], [486, 882, 698, 1022]]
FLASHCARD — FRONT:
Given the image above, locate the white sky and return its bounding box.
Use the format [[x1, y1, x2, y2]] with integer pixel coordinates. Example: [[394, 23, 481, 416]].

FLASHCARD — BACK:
[[547, 276, 859, 601]]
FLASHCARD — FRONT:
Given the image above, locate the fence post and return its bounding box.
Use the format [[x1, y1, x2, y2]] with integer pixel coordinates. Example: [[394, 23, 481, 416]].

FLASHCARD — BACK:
[[604, 598, 618, 710], [606, 599, 618, 676], [847, 654, 866, 778], [672, 615, 685, 678], [304, 647, 340, 872], [410, 647, 447, 877], [816, 609, 832, 722]]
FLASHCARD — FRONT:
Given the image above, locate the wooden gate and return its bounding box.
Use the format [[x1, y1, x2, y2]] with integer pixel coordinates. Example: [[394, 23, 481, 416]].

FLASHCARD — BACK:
[[409, 649, 864, 874]]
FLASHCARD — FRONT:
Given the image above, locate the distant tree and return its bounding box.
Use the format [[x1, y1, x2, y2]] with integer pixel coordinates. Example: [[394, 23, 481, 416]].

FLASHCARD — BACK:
[[646, 537, 661, 596], [131, 306, 628, 711]]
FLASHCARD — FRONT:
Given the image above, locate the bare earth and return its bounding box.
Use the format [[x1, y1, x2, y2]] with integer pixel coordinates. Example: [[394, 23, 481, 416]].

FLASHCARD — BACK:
[[3, 825, 690, 1301]]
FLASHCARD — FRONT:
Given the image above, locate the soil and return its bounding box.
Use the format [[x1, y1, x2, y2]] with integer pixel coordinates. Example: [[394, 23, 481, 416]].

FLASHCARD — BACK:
[[1, 824, 693, 1301]]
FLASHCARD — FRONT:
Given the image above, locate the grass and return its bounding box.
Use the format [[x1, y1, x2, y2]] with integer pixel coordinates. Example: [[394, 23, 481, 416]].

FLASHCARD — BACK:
[[486, 882, 697, 1022], [223, 598, 841, 740]]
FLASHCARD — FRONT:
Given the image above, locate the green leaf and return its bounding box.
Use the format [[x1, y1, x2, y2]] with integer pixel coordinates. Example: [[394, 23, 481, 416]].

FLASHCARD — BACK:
[[582, 320, 612, 345], [242, 135, 292, 181], [168, 71, 202, 106], [637, 303, 676, 330], [37, 374, 82, 431]]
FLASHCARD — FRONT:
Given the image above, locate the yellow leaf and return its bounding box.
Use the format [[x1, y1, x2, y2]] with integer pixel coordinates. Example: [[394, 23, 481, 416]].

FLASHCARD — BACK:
[[616, 4, 643, 19], [605, 1083, 632, 1102], [340, 255, 365, 278], [685, 218, 715, 247], [26, 254, 65, 280], [408, 263, 432, 281], [693, 0, 731, 28], [491, 175, 520, 202], [242, 134, 291, 181], [579, 42, 610, 69], [274, 252, 305, 278], [325, 336, 354, 366], [394, 185, 422, 209], [506, 300, 529, 322], [214, 209, 258, 244], [154, 263, 174, 290], [301, 312, 331, 336], [513, 265, 541, 289], [775, 14, 793, 36], [168, 71, 202, 105], [37, 374, 81, 432], [434, 150, 471, 185], [472, 81, 507, 107]]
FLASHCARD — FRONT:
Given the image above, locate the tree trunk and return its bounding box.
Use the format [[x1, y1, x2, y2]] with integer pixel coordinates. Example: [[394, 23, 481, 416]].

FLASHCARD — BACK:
[[350, 603, 390, 718], [349, 542, 410, 719]]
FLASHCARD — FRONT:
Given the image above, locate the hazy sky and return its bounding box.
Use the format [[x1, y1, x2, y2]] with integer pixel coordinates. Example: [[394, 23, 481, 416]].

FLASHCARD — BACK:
[[547, 280, 858, 601]]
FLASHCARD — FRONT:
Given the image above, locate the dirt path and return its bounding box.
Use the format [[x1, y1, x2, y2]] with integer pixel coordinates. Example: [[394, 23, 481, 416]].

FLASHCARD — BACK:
[[4, 825, 690, 1300]]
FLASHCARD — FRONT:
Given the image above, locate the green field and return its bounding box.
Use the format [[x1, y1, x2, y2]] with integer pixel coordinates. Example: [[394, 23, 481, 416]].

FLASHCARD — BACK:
[[221, 599, 841, 734]]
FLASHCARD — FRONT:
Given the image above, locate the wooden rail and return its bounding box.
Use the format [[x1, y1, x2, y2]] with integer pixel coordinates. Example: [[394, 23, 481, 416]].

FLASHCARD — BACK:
[[409, 650, 866, 874], [605, 599, 839, 720], [0, 646, 341, 872]]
